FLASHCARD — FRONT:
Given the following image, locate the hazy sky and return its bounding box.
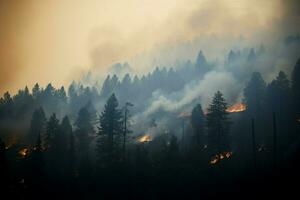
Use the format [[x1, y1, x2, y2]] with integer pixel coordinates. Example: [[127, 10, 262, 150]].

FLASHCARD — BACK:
[[0, 0, 299, 94]]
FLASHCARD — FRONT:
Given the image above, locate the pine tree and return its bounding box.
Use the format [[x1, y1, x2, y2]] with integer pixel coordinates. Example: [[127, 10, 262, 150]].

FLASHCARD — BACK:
[[29, 107, 47, 145], [267, 71, 291, 118], [101, 75, 112, 97], [206, 91, 231, 156], [60, 116, 72, 147], [97, 93, 123, 165], [190, 104, 206, 147], [32, 83, 41, 99], [0, 92, 13, 119], [75, 103, 95, 156], [244, 72, 266, 118], [195, 50, 209, 77], [56, 86, 67, 103], [46, 113, 60, 148]]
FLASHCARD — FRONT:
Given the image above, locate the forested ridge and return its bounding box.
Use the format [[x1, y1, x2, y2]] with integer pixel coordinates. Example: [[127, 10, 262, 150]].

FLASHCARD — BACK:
[[1, 48, 300, 199]]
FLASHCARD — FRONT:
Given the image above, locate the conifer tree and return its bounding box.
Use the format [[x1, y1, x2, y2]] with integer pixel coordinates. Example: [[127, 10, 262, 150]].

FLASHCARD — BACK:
[[46, 113, 60, 148], [206, 91, 231, 156], [97, 93, 123, 165], [191, 104, 206, 147], [244, 72, 266, 118], [29, 107, 47, 145]]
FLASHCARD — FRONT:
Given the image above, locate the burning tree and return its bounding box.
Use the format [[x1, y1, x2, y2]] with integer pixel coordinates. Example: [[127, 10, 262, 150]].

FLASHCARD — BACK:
[[206, 91, 231, 159]]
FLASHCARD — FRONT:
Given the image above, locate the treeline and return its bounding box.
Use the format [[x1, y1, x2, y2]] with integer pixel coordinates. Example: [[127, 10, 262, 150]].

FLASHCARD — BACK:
[[0, 54, 300, 198], [0, 48, 265, 123]]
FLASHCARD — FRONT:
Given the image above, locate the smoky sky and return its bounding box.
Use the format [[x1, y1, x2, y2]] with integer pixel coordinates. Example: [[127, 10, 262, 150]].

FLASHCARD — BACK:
[[0, 0, 299, 94]]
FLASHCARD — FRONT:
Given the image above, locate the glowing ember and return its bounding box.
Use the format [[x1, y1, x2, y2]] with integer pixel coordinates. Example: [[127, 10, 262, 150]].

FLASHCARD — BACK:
[[19, 148, 29, 158], [210, 151, 233, 165], [210, 156, 218, 164], [220, 154, 225, 160], [139, 134, 152, 143], [178, 112, 191, 118], [226, 103, 246, 113], [225, 151, 233, 158]]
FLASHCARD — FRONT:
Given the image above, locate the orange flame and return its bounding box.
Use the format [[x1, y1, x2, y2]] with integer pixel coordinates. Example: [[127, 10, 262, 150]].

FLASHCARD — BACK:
[[226, 103, 246, 113], [210, 151, 233, 165], [139, 134, 152, 143], [19, 148, 29, 158]]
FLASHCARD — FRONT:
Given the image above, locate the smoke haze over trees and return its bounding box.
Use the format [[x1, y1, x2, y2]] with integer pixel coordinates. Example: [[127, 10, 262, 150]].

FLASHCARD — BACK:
[[0, 1, 300, 197]]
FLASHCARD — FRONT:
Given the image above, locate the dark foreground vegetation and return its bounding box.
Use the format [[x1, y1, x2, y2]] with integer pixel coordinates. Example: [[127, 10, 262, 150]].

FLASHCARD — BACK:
[[1, 51, 300, 199]]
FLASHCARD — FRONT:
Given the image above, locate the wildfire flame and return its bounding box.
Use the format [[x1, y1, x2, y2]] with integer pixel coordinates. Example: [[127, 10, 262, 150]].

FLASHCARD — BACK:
[[210, 151, 233, 165], [18, 148, 30, 158], [139, 134, 152, 143], [226, 103, 246, 113]]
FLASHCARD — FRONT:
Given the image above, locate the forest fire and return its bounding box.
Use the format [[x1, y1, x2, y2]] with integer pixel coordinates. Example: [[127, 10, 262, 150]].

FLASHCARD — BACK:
[[210, 151, 233, 165], [18, 148, 30, 158], [226, 103, 246, 113], [138, 134, 152, 143]]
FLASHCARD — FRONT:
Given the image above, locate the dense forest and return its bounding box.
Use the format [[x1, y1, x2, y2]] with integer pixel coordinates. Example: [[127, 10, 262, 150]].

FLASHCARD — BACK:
[[1, 46, 300, 199]]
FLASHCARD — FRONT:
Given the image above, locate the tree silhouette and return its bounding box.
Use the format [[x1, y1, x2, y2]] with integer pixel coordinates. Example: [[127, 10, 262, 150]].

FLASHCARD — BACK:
[[75, 103, 95, 153], [97, 93, 123, 166], [28, 107, 47, 145], [244, 72, 266, 118], [206, 91, 231, 156], [267, 71, 291, 119], [195, 50, 209, 77], [46, 113, 60, 148], [190, 104, 206, 147], [32, 83, 41, 99], [0, 92, 14, 119]]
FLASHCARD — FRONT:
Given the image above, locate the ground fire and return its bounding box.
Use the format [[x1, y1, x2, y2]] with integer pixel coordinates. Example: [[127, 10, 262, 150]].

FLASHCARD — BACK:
[[138, 134, 152, 143], [210, 151, 233, 165], [18, 148, 30, 158], [226, 103, 246, 113]]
